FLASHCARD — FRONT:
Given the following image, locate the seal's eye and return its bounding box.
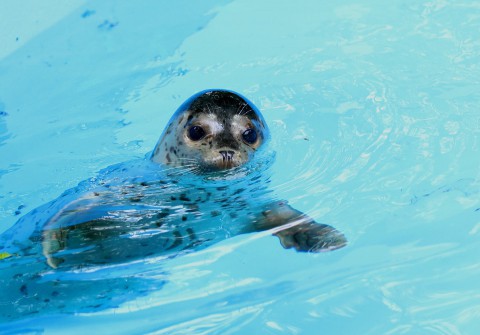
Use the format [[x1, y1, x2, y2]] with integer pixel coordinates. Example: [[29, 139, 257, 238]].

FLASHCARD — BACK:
[[188, 126, 206, 141], [242, 129, 257, 144]]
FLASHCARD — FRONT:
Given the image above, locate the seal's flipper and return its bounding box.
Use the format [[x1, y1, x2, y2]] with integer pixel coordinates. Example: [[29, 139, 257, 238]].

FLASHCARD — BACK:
[[41, 197, 114, 268], [40, 191, 168, 268], [254, 201, 346, 252], [42, 229, 66, 268], [274, 222, 346, 252]]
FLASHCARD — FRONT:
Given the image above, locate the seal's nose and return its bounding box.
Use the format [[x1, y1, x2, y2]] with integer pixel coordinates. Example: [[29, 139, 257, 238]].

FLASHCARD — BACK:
[[219, 150, 235, 162]]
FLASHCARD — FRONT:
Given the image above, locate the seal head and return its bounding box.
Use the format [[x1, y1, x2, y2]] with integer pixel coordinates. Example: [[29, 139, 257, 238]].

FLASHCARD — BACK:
[[151, 90, 269, 171]]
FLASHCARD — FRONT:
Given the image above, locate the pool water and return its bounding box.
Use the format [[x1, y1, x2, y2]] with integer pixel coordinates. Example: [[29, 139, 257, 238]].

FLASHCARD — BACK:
[[1, 0, 479, 334]]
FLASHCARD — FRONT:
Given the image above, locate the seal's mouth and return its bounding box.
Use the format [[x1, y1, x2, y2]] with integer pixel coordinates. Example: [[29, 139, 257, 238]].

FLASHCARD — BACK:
[[203, 150, 243, 171]]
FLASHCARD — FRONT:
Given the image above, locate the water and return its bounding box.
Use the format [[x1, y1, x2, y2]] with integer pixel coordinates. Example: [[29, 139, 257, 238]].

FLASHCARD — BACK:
[[0, 0, 479, 333]]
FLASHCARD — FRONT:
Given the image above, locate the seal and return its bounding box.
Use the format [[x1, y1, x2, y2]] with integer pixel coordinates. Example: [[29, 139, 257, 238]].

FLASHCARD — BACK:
[[2, 89, 347, 270]]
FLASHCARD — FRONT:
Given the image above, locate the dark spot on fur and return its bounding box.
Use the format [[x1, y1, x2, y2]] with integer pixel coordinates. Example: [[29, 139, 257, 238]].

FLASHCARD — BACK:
[[217, 186, 228, 191], [182, 215, 187, 221], [94, 192, 100, 196], [140, 181, 148, 186], [180, 194, 191, 202], [167, 231, 183, 250], [20, 284, 28, 296], [157, 210, 170, 219], [211, 211, 221, 217], [170, 196, 177, 201], [229, 212, 238, 219], [186, 228, 196, 241], [166, 153, 171, 163], [233, 188, 245, 195]]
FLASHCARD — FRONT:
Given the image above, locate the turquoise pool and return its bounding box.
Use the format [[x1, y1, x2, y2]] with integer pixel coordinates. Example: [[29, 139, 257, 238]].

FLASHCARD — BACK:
[[1, 0, 479, 334]]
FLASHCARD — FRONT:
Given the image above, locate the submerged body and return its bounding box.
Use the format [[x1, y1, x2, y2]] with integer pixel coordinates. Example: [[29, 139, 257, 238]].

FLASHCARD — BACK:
[[0, 89, 346, 319]]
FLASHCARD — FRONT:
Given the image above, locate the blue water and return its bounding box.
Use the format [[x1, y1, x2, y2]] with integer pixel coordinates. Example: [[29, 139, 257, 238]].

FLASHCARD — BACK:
[[1, 0, 479, 334]]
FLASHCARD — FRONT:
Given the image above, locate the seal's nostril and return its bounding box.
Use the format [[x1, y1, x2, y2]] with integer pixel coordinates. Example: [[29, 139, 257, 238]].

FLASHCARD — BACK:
[[219, 150, 235, 161]]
